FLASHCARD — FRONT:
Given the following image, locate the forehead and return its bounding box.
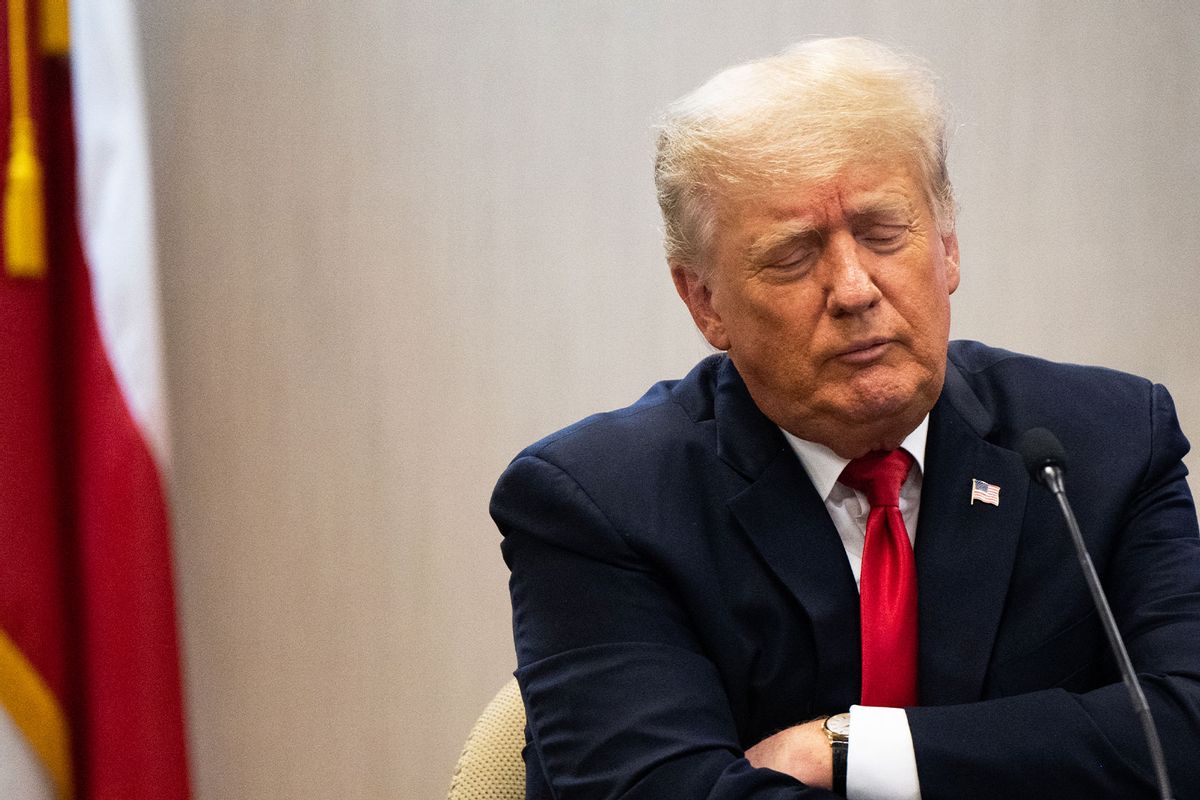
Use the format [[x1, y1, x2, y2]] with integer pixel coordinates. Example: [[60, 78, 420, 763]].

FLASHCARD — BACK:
[[731, 162, 926, 229]]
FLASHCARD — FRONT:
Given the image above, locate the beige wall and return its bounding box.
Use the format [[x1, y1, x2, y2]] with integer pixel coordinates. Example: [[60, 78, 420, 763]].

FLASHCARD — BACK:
[[132, 3, 1200, 798]]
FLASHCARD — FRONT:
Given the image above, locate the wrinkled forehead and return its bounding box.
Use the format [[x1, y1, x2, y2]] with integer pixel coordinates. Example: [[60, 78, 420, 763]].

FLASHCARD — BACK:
[[710, 157, 932, 230]]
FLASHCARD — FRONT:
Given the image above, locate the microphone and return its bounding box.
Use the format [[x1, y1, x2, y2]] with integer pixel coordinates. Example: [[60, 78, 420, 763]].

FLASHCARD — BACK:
[[1018, 428, 1174, 800]]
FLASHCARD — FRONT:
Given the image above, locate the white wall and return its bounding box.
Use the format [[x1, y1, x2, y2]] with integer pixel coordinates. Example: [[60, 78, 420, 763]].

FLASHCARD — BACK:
[[132, 2, 1199, 798]]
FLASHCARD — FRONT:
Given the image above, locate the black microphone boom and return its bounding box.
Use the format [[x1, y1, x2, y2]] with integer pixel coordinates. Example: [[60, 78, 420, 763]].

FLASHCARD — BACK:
[[1017, 428, 1174, 800]]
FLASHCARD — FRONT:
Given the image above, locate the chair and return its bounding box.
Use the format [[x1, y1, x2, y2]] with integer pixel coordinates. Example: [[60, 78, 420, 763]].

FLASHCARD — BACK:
[[447, 678, 527, 799]]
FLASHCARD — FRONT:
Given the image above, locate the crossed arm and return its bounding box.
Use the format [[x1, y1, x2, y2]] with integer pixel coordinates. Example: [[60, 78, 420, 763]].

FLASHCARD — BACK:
[[493, 386, 1200, 799]]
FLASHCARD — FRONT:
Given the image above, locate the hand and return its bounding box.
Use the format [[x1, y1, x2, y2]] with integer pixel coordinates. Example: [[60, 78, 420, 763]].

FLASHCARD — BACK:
[[745, 717, 833, 789]]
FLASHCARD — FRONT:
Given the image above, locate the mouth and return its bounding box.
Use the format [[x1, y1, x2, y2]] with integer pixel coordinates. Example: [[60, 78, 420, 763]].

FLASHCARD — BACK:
[[832, 337, 895, 365]]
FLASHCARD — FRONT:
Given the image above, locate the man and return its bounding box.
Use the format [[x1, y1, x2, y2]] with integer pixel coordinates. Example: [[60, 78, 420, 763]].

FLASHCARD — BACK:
[[491, 37, 1200, 799]]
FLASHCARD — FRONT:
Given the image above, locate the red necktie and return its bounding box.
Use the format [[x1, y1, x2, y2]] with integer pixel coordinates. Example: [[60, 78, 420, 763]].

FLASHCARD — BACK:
[[839, 449, 918, 707]]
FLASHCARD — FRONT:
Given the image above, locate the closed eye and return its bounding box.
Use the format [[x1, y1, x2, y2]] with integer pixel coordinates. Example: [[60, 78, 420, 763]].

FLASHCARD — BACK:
[[857, 225, 908, 251], [756, 245, 816, 281], [774, 248, 814, 268]]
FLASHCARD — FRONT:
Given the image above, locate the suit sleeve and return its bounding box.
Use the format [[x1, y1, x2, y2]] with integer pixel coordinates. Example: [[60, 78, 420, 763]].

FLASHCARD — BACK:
[[493, 452, 832, 800], [906, 383, 1200, 799]]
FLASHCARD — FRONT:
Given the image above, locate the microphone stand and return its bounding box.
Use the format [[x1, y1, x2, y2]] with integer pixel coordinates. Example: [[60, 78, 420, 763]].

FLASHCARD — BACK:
[[1036, 464, 1174, 800]]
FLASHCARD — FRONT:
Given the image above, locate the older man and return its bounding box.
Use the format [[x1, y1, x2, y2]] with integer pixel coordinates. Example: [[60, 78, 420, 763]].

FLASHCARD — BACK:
[[491, 38, 1200, 799]]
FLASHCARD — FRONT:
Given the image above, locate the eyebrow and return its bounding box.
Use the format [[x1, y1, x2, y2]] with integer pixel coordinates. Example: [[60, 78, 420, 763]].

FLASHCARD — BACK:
[[845, 196, 915, 221]]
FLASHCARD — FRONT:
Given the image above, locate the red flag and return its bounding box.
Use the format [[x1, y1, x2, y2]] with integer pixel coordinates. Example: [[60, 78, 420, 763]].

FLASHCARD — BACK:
[[0, 1, 190, 797]]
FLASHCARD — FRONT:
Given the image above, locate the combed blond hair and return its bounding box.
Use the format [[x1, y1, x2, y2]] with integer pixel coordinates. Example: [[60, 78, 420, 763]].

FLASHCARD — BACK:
[[655, 37, 955, 275]]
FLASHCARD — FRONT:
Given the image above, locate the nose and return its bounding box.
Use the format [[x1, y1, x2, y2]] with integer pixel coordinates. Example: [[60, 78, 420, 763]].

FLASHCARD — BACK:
[[823, 234, 881, 316]]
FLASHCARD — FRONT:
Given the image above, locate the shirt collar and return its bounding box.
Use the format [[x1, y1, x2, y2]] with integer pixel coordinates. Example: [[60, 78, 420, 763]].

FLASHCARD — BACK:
[[780, 415, 929, 502]]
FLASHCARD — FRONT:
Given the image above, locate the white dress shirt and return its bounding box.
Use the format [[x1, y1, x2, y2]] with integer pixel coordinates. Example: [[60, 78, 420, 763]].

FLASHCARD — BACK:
[[780, 420, 927, 800]]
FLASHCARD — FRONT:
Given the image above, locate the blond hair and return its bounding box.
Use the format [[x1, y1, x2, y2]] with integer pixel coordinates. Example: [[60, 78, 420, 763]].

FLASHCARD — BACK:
[[655, 37, 955, 275]]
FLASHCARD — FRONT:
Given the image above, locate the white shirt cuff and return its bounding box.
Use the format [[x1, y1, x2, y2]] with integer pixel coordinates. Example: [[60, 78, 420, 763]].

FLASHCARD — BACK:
[[845, 705, 921, 800]]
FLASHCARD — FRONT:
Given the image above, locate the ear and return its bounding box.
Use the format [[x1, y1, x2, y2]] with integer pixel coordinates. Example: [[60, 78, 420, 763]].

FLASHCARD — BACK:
[[670, 263, 730, 350], [941, 231, 961, 294]]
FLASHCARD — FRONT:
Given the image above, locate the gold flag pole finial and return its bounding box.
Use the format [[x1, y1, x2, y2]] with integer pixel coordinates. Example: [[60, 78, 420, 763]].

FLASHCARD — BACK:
[[5, 0, 49, 278]]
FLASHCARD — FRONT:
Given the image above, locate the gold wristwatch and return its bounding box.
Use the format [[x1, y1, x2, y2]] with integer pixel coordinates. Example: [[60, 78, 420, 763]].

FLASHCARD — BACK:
[[822, 712, 850, 796]]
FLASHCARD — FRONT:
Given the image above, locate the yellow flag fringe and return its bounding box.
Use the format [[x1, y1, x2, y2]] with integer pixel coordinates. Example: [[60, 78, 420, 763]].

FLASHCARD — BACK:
[[4, 0, 50, 278]]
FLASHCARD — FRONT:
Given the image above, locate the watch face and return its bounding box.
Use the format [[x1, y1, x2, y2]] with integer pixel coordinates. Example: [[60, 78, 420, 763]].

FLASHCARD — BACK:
[[825, 712, 851, 738]]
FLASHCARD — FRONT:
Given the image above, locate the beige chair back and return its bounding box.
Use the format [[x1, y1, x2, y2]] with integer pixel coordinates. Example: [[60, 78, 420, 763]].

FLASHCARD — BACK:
[[447, 678, 526, 800]]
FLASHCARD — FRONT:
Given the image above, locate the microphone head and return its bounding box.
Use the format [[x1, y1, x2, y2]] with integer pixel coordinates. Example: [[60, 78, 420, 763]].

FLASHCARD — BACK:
[[1018, 427, 1067, 478]]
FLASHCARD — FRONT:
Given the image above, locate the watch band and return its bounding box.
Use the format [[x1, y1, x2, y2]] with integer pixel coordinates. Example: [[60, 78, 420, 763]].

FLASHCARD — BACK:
[[831, 739, 848, 796]]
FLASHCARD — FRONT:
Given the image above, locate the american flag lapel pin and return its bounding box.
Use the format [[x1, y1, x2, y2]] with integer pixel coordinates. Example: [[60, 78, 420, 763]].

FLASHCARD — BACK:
[[970, 478, 1001, 507]]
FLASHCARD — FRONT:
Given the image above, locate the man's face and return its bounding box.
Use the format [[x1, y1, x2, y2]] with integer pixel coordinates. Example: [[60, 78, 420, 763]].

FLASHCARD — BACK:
[[672, 161, 960, 458]]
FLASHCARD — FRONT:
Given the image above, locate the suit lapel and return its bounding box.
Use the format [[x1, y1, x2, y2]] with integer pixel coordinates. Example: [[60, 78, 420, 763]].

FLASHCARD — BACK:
[[714, 358, 863, 708], [916, 362, 1029, 705], [710, 356, 1030, 708]]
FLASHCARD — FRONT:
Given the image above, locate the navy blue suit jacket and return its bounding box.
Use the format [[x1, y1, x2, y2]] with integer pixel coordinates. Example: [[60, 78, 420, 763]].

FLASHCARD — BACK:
[[491, 341, 1200, 799]]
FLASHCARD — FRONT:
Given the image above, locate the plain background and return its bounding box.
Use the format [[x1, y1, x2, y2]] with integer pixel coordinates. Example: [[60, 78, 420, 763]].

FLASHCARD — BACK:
[[130, 2, 1199, 798]]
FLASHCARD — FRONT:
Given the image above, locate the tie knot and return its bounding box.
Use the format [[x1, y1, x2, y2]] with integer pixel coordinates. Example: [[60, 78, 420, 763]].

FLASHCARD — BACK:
[[839, 449, 914, 507]]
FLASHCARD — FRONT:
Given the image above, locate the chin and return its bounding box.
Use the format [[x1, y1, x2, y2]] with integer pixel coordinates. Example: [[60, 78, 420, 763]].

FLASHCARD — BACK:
[[844, 394, 911, 425], [840, 371, 936, 426]]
